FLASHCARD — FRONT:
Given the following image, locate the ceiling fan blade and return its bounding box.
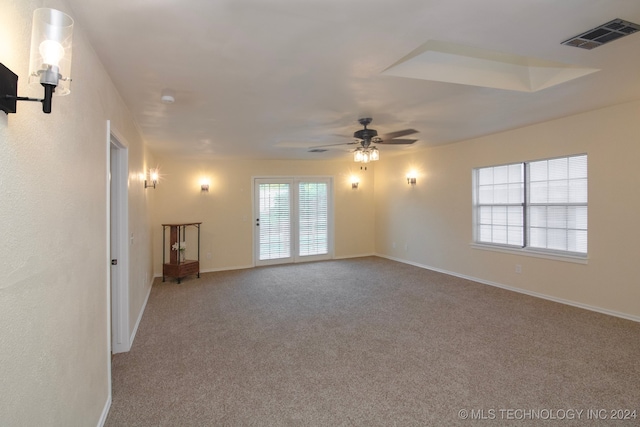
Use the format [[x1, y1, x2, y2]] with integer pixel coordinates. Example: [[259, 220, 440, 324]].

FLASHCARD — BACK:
[[376, 139, 418, 145], [308, 141, 358, 149], [381, 129, 419, 140]]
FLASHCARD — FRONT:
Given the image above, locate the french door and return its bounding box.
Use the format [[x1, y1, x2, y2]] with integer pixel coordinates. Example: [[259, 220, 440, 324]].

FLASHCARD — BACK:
[[254, 177, 333, 266]]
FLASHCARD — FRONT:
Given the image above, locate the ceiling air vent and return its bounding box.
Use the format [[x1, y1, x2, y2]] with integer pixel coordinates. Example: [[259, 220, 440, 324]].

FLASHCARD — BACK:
[[562, 19, 640, 50], [308, 149, 328, 153]]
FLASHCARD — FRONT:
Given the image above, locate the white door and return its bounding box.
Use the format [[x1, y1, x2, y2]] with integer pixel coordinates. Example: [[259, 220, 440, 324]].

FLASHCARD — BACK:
[[109, 134, 130, 354], [254, 177, 332, 266]]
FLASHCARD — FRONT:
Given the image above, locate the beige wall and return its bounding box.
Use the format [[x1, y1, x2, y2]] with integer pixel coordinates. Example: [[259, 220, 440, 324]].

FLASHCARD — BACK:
[[127, 142, 156, 341], [0, 0, 153, 425], [151, 156, 375, 275], [374, 100, 640, 319]]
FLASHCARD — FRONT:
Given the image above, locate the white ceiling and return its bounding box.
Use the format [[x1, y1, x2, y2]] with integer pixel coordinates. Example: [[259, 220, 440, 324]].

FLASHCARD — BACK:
[[65, 0, 640, 160]]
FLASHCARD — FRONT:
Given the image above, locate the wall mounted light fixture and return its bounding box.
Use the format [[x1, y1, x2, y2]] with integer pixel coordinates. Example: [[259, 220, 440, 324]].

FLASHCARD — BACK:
[[145, 169, 159, 189], [201, 183, 210, 192], [407, 171, 417, 185], [351, 176, 359, 189], [0, 8, 74, 114]]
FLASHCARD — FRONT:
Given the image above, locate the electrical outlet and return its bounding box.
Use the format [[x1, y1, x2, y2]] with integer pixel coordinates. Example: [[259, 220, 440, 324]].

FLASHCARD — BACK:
[[404, 243, 408, 251], [515, 264, 522, 274], [392, 241, 396, 249], [207, 252, 212, 260]]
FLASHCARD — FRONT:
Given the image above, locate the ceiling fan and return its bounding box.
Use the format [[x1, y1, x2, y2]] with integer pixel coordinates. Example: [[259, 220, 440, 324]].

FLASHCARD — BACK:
[[309, 118, 418, 163]]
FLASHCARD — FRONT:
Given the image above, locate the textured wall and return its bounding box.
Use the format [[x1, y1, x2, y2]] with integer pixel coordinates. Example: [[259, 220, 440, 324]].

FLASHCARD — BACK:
[[0, 0, 153, 424], [374, 100, 640, 320]]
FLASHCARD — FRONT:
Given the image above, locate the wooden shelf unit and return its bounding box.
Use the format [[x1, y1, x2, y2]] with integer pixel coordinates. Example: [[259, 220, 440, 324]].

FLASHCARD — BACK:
[[162, 222, 202, 284]]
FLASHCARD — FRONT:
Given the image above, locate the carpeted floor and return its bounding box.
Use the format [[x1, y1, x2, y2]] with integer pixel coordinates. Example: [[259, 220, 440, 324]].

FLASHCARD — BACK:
[[105, 257, 640, 426]]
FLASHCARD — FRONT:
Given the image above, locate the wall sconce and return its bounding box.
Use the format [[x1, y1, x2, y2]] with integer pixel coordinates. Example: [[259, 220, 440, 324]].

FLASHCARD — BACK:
[[350, 176, 359, 189], [407, 171, 417, 185], [0, 8, 74, 114], [201, 183, 210, 192], [145, 169, 159, 189]]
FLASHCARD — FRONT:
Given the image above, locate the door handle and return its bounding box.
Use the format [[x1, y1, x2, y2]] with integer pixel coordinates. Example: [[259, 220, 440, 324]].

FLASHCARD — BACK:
[[111, 259, 117, 265]]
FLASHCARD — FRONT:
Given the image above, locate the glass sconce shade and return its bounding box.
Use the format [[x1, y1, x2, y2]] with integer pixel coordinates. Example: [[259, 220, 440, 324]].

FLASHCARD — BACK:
[[29, 8, 74, 96], [145, 168, 159, 189]]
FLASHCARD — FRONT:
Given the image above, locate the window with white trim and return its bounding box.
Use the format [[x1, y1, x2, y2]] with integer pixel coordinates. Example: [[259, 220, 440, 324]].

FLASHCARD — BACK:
[[473, 154, 587, 256]]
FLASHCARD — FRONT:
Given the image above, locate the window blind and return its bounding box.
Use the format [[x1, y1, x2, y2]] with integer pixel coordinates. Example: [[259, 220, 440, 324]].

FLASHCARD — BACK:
[[476, 163, 524, 246], [527, 155, 587, 254], [258, 183, 291, 260], [298, 182, 328, 257], [473, 154, 587, 256]]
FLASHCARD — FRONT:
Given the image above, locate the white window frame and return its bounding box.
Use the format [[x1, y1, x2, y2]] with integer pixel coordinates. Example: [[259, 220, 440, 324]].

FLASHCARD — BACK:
[[472, 154, 588, 263]]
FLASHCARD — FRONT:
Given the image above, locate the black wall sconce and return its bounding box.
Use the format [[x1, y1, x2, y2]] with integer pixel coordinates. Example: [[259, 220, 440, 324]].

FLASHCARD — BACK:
[[0, 9, 74, 115], [145, 169, 159, 189]]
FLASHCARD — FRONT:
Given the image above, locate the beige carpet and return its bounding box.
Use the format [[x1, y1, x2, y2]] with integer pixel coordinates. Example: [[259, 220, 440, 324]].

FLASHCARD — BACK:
[[106, 257, 640, 426]]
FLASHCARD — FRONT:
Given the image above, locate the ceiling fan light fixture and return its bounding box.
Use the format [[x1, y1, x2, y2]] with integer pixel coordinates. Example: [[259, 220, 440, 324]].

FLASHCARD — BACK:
[[353, 146, 379, 163], [370, 147, 379, 161], [354, 147, 364, 162], [310, 118, 415, 162]]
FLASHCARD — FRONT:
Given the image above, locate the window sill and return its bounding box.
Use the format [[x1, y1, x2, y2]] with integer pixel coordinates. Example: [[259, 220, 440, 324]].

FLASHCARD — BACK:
[[470, 243, 588, 264]]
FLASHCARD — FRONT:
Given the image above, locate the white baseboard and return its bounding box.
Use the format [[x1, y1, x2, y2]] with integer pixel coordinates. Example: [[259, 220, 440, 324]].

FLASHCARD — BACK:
[[97, 394, 111, 427], [333, 253, 375, 260], [129, 277, 153, 348], [376, 253, 640, 323], [200, 264, 254, 273]]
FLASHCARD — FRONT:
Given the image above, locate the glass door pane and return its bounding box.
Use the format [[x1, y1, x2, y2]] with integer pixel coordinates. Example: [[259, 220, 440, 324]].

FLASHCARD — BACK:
[[298, 181, 328, 257], [256, 180, 293, 265]]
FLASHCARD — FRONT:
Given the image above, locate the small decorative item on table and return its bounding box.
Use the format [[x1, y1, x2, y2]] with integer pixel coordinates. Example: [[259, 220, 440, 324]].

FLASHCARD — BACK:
[[162, 222, 202, 284], [172, 241, 186, 262]]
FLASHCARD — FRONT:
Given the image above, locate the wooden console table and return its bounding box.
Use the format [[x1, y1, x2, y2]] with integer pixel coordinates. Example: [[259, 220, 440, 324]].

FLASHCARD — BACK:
[[162, 222, 201, 283]]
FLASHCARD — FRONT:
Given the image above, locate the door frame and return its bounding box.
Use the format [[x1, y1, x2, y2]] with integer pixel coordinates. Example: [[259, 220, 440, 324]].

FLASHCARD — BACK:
[[252, 176, 334, 266], [253, 178, 295, 266], [108, 122, 130, 354]]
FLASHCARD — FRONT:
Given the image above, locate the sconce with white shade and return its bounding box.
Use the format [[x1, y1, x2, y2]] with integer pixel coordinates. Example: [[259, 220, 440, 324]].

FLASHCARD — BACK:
[[145, 168, 159, 189], [200, 179, 210, 192], [0, 8, 74, 114]]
